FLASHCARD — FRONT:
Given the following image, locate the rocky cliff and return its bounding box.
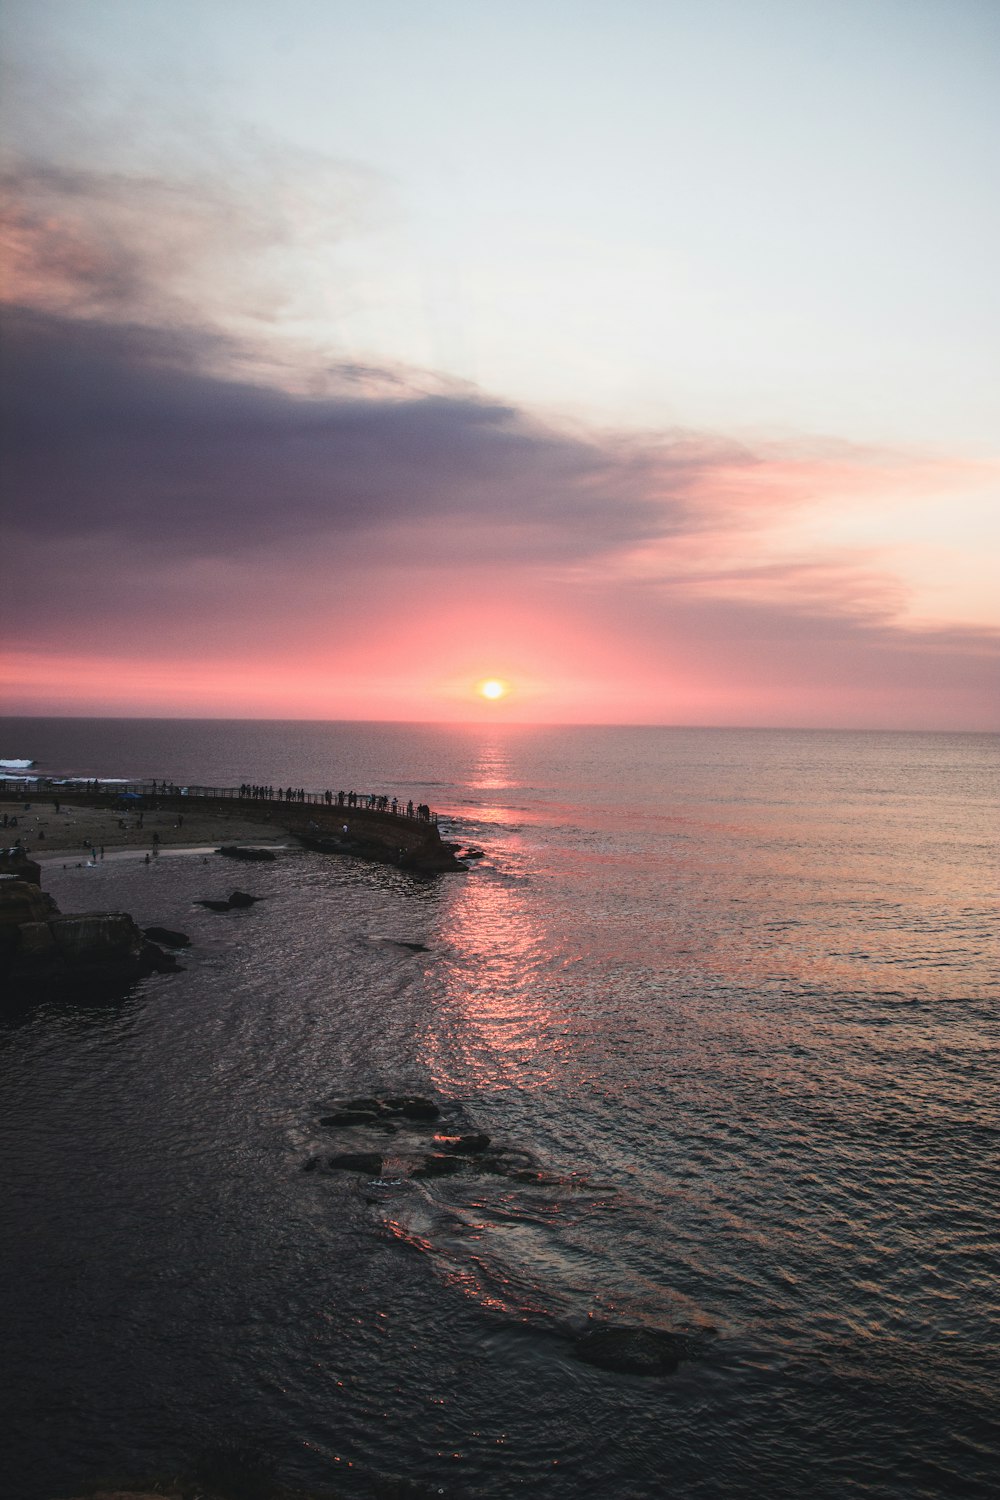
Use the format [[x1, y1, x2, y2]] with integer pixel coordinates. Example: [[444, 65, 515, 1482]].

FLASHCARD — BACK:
[[0, 866, 178, 996]]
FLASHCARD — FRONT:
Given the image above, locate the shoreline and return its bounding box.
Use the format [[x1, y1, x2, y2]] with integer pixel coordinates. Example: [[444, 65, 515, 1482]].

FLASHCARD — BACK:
[[1, 788, 468, 873], [1, 795, 286, 861]]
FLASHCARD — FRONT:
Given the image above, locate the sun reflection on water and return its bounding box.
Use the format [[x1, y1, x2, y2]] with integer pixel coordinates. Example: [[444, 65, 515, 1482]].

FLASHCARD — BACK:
[[423, 866, 577, 1098], [469, 736, 518, 792]]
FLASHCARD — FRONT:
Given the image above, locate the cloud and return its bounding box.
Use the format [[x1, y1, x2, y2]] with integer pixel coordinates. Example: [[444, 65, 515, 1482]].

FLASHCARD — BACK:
[[0, 147, 379, 333], [2, 142, 997, 729], [0, 303, 731, 567]]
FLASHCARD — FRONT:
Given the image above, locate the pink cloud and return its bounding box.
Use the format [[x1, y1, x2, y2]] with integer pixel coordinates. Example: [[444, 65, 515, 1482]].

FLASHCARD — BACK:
[[3, 153, 998, 730]]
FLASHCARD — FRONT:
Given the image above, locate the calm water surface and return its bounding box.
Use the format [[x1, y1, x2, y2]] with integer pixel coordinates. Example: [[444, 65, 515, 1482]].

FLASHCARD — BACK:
[[1, 719, 997, 1498]]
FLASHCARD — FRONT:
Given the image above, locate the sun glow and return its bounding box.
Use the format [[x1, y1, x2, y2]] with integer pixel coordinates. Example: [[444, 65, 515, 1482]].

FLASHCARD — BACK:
[[478, 678, 509, 701]]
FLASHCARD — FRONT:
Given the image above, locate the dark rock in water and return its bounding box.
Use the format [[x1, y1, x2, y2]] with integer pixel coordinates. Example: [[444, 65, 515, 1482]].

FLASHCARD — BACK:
[[412, 1153, 464, 1178], [227, 889, 259, 908], [218, 845, 277, 862], [194, 891, 259, 911], [49, 913, 144, 965], [143, 926, 191, 948], [436, 1132, 491, 1155], [319, 1110, 379, 1127], [3, 907, 178, 990], [462, 847, 486, 859], [406, 1098, 440, 1121], [138, 939, 181, 974], [573, 1323, 684, 1377], [392, 939, 430, 951], [384, 1096, 440, 1121], [473, 1155, 509, 1175], [302, 1156, 322, 1172], [400, 842, 468, 875], [1, 874, 180, 994], [327, 1152, 384, 1175], [467, 1146, 539, 1178], [344, 1096, 383, 1112]]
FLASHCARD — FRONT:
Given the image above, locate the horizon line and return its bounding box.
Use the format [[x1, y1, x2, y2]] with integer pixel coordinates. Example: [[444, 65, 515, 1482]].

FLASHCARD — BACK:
[[1, 713, 997, 737]]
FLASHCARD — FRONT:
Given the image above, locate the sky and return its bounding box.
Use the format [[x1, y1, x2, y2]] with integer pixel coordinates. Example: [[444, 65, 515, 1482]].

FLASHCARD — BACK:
[[1, 0, 998, 728]]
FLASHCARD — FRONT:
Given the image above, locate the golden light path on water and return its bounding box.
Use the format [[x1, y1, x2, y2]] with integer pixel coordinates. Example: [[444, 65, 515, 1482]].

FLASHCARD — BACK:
[[423, 733, 578, 1098]]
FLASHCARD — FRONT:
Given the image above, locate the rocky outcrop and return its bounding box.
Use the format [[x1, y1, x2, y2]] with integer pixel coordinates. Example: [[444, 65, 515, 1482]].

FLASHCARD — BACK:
[[3, 909, 178, 987], [0, 851, 43, 885], [143, 925, 191, 947], [0, 876, 58, 924], [296, 819, 467, 874], [400, 841, 467, 874], [227, 889, 259, 908], [411, 1153, 464, 1178], [435, 1132, 491, 1155], [310, 1093, 560, 1187], [319, 1094, 441, 1125], [195, 889, 261, 912], [0, 873, 179, 996], [300, 1088, 717, 1384], [385, 1095, 440, 1121]]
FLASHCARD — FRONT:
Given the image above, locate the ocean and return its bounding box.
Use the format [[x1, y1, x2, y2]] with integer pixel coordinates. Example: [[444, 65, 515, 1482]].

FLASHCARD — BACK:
[[1, 718, 997, 1499]]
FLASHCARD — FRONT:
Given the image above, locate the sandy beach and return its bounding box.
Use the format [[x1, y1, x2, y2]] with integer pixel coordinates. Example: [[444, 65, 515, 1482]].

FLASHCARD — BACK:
[[0, 793, 285, 862]]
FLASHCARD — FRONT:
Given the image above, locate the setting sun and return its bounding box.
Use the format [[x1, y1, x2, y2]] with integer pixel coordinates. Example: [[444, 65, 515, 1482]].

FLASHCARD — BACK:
[[478, 678, 509, 701]]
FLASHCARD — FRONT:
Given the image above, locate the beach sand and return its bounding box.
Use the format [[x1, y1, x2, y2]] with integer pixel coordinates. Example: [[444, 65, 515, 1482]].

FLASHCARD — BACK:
[[0, 794, 284, 861]]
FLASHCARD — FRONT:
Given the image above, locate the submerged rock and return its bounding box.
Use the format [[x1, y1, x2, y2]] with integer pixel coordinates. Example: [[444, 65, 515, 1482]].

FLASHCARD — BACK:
[[319, 1109, 380, 1127], [327, 1152, 384, 1175], [195, 898, 233, 912], [468, 1146, 538, 1177], [436, 1132, 491, 1155], [412, 1153, 464, 1178], [573, 1323, 686, 1377], [384, 1096, 440, 1121], [319, 1091, 442, 1123], [218, 845, 277, 862]]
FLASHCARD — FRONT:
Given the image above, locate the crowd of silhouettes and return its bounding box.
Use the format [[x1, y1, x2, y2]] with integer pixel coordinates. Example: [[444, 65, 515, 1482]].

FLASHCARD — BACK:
[[12, 777, 435, 823], [236, 783, 432, 820]]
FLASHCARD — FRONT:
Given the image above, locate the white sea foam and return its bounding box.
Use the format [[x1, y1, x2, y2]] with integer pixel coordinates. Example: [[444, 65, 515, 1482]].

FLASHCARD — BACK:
[[0, 759, 34, 769], [48, 776, 130, 784]]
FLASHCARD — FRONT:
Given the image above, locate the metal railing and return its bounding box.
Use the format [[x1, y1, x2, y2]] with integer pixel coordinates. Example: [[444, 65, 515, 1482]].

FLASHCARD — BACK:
[[11, 779, 438, 825]]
